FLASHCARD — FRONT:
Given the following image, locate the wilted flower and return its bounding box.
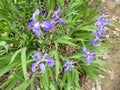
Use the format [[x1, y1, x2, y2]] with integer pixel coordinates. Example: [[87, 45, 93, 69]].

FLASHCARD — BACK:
[[82, 48, 96, 65], [31, 53, 55, 73], [64, 60, 75, 73]]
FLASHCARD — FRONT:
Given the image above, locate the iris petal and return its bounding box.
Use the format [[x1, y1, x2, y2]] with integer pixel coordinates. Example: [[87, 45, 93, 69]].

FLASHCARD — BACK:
[[46, 58, 55, 67], [33, 8, 40, 21], [41, 21, 55, 31], [40, 63, 46, 73]]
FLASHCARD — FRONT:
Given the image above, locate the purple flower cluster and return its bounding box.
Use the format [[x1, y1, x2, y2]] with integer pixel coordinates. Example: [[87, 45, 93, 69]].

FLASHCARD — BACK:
[[82, 48, 96, 65], [92, 16, 111, 46], [31, 53, 55, 73], [64, 60, 75, 73], [52, 6, 66, 26], [28, 7, 66, 37]]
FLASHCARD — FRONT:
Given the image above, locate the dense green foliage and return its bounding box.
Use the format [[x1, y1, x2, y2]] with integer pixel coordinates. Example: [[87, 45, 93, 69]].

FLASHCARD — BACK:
[[0, 0, 111, 90]]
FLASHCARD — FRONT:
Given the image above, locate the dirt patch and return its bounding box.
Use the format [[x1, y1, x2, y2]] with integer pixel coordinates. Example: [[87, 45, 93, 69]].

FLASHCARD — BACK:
[[102, 1, 120, 90]]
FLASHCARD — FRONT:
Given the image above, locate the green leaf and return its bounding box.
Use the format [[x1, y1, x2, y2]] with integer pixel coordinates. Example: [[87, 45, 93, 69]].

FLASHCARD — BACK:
[[40, 73, 50, 90], [56, 36, 77, 47], [50, 83, 56, 90], [54, 50, 60, 81], [0, 79, 10, 89], [6, 77, 18, 90], [14, 78, 34, 90], [21, 47, 27, 80], [9, 49, 22, 64], [66, 73, 72, 90], [76, 25, 98, 32], [0, 61, 20, 76], [93, 60, 111, 66]]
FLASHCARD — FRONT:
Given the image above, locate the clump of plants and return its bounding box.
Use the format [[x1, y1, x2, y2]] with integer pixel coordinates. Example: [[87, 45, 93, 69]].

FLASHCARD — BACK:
[[0, 0, 111, 90]]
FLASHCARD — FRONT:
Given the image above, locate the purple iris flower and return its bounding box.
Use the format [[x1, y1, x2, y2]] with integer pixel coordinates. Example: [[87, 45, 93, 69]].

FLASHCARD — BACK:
[[64, 60, 75, 73], [57, 6, 62, 14], [31, 53, 55, 73], [43, 12, 47, 18], [82, 48, 96, 65], [60, 18, 66, 26], [52, 6, 66, 26], [93, 29, 106, 38], [95, 16, 111, 29], [103, 9, 107, 15], [40, 21, 55, 31], [92, 15, 111, 46], [100, 7, 107, 15], [28, 9, 42, 37], [92, 36, 100, 46]]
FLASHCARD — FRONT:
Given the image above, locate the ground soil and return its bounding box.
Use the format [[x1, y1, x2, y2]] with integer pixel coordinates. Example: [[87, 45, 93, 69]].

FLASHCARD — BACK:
[[102, 1, 120, 89]]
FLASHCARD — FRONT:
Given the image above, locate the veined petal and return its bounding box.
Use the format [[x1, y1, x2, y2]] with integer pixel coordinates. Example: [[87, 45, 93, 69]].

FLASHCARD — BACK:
[[28, 21, 36, 30], [32, 62, 39, 72], [33, 22, 42, 37], [32, 53, 42, 61], [46, 58, 55, 67]]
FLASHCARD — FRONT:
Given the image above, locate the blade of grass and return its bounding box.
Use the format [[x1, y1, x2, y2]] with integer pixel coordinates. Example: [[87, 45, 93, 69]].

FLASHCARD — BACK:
[[21, 47, 27, 80]]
